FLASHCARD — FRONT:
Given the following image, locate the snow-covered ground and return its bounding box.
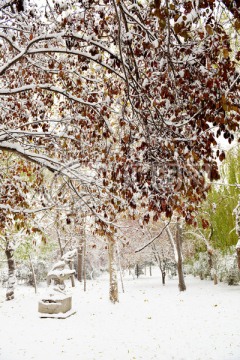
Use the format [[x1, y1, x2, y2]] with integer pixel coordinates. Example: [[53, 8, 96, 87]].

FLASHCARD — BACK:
[[0, 269, 240, 360]]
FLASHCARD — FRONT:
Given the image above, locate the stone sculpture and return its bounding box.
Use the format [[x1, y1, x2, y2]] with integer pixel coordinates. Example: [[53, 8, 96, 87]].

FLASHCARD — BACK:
[[47, 249, 77, 292], [38, 249, 77, 318]]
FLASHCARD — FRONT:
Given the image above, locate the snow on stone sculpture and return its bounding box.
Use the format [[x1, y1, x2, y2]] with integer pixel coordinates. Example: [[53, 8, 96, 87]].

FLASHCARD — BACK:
[[38, 249, 77, 318], [47, 249, 77, 292]]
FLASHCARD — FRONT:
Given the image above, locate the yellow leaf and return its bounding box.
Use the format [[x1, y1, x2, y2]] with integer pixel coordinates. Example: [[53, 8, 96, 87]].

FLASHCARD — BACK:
[[206, 25, 213, 35], [234, 19, 240, 31], [222, 103, 229, 111], [229, 105, 239, 113], [223, 48, 229, 58]]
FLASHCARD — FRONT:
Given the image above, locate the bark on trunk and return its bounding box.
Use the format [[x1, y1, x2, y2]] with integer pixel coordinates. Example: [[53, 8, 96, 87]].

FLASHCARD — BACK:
[[237, 246, 240, 271], [152, 244, 165, 285], [207, 248, 218, 285], [205, 225, 218, 284], [235, 202, 240, 270], [166, 222, 186, 291], [116, 240, 124, 293], [176, 221, 186, 292], [83, 236, 87, 292], [108, 235, 119, 303], [69, 261, 75, 288], [208, 249, 213, 270], [161, 272, 165, 285], [29, 255, 37, 293], [136, 263, 140, 278], [56, 212, 63, 257], [5, 244, 16, 301], [77, 244, 83, 281]]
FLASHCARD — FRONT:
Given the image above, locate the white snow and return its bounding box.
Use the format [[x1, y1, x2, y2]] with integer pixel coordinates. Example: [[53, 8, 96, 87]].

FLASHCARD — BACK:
[[0, 270, 240, 360], [152, 39, 159, 48]]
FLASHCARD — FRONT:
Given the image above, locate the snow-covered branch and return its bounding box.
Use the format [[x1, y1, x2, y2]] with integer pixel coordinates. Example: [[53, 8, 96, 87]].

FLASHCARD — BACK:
[[135, 221, 171, 253]]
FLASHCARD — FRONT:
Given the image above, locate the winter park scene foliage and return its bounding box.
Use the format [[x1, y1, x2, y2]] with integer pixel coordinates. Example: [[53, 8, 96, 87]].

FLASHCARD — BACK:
[[0, 0, 240, 359]]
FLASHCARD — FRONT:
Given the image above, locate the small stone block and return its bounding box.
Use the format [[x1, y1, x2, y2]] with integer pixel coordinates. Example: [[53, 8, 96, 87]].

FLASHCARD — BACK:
[[38, 295, 72, 314]]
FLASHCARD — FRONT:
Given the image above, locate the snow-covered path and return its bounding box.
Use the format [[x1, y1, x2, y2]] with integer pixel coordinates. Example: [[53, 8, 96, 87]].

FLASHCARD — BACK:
[[0, 271, 240, 360]]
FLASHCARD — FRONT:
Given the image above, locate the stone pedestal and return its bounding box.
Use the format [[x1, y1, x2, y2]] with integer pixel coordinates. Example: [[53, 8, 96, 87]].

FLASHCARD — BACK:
[[38, 294, 75, 318]]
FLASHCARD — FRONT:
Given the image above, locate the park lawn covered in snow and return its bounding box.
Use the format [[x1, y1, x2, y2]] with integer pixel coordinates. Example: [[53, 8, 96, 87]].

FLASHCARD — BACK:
[[0, 269, 240, 360]]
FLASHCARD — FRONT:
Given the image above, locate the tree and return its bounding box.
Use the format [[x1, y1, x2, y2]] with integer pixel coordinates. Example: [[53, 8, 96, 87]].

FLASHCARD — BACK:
[[102, 0, 240, 224], [0, 0, 239, 217], [165, 220, 186, 291], [0, 152, 45, 299], [0, 0, 240, 301], [199, 147, 240, 249], [185, 146, 240, 282]]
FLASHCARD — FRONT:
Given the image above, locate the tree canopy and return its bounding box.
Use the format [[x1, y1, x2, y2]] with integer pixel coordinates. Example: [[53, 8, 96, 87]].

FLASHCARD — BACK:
[[0, 0, 239, 224]]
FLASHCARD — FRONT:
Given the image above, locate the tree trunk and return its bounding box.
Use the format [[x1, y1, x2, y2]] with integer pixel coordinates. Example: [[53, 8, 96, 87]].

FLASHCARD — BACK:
[[208, 249, 213, 272], [166, 222, 186, 291], [56, 212, 63, 257], [77, 243, 83, 281], [69, 261, 75, 288], [208, 248, 218, 285], [5, 243, 16, 301], [136, 263, 140, 278], [116, 240, 124, 293], [83, 236, 87, 292], [236, 245, 240, 270], [213, 273, 218, 285], [175, 221, 186, 291], [235, 201, 240, 270], [162, 271, 166, 285], [29, 255, 37, 293], [108, 234, 119, 303], [205, 224, 218, 284], [152, 244, 165, 285]]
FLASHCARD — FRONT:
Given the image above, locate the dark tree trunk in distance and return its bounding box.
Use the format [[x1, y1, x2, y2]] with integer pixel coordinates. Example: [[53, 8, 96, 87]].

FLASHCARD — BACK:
[[136, 263, 140, 278], [149, 263, 152, 276], [162, 271, 166, 285]]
